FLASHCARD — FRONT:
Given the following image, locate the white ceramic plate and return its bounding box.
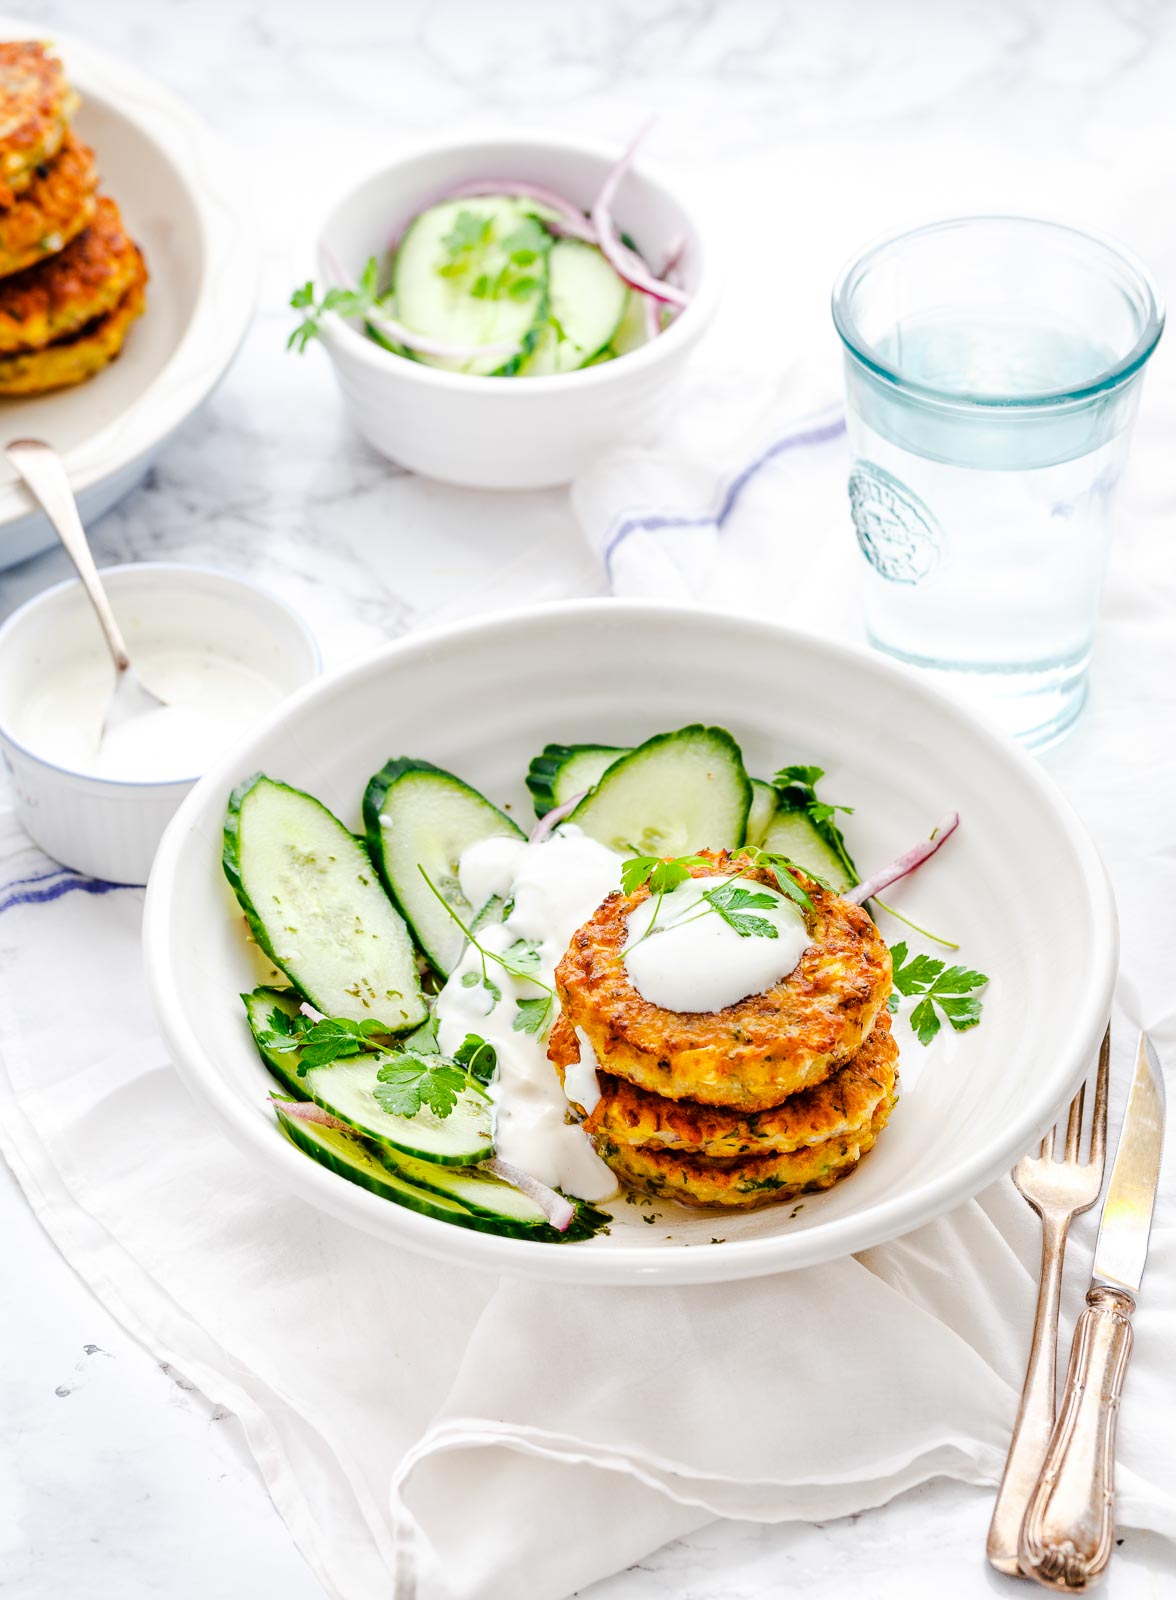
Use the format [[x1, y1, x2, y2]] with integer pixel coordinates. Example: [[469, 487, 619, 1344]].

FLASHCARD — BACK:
[[0, 21, 257, 568], [144, 602, 1117, 1285]]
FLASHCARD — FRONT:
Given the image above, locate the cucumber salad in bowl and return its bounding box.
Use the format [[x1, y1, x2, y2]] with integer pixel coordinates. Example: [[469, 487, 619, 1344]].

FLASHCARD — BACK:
[[223, 725, 988, 1247], [288, 130, 689, 377]]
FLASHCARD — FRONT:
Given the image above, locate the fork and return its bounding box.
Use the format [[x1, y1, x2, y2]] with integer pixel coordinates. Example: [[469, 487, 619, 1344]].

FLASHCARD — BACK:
[[986, 1027, 1111, 1577]]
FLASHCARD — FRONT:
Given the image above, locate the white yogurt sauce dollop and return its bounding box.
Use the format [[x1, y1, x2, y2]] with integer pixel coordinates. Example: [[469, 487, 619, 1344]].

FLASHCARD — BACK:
[[433, 825, 623, 1203], [16, 644, 284, 782], [624, 873, 812, 1013]]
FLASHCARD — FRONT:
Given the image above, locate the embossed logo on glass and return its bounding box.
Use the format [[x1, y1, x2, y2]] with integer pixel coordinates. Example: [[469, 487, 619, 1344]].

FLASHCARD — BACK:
[[848, 462, 942, 584]]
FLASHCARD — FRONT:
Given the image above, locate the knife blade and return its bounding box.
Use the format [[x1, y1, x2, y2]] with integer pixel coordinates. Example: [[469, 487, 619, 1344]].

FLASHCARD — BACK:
[[1093, 1031, 1166, 1296], [1019, 1031, 1167, 1591]]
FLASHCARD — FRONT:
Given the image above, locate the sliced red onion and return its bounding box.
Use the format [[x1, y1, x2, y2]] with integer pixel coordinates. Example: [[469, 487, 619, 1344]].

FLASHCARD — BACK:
[[271, 1095, 349, 1131], [591, 128, 691, 310], [529, 790, 588, 845], [299, 1001, 327, 1024], [479, 1157, 575, 1231], [443, 179, 597, 243], [844, 812, 961, 905], [322, 248, 520, 364], [659, 236, 687, 280]]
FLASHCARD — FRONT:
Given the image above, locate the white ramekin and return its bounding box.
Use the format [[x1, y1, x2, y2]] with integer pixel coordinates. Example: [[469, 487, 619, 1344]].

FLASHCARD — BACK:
[[315, 135, 719, 489], [0, 564, 320, 885]]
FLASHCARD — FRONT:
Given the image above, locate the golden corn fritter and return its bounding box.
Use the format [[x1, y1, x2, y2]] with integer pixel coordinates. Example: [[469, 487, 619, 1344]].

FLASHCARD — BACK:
[[593, 1094, 897, 1211], [551, 1009, 899, 1158], [0, 196, 142, 354], [555, 848, 892, 1110], [0, 42, 77, 209], [0, 251, 146, 396], [0, 130, 97, 279]]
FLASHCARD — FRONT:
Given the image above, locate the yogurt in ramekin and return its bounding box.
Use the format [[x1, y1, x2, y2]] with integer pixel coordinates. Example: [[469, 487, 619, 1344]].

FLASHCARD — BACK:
[[0, 564, 320, 884]]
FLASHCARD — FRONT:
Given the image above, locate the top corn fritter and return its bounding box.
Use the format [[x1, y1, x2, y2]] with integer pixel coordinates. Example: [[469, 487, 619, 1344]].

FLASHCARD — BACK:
[[555, 848, 892, 1110], [0, 42, 77, 209]]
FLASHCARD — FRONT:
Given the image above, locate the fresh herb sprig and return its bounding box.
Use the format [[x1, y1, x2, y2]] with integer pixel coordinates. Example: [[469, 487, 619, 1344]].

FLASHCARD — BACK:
[[419, 866, 556, 1039], [288, 257, 385, 354], [771, 765, 858, 885], [438, 208, 552, 304], [373, 1030, 496, 1119], [620, 847, 816, 953], [259, 1005, 390, 1072], [261, 1003, 494, 1119], [889, 941, 989, 1045]]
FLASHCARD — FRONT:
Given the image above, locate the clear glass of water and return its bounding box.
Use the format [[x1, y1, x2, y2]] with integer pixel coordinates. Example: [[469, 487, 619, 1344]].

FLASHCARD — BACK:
[[832, 216, 1164, 749]]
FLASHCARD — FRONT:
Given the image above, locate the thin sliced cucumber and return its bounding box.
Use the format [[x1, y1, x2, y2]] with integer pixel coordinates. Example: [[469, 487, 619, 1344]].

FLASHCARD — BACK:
[[363, 758, 524, 976], [760, 809, 857, 893], [392, 197, 548, 377], [275, 1104, 608, 1241], [526, 743, 629, 817], [518, 239, 628, 375], [224, 774, 426, 1031], [243, 989, 493, 1164], [610, 288, 651, 357], [746, 779, 777, 848], [567, 725, 751, 855]]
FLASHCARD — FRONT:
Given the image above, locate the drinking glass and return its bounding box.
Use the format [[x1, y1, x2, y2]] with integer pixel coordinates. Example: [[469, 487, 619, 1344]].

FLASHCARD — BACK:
[[832, 216, 1164, 749]]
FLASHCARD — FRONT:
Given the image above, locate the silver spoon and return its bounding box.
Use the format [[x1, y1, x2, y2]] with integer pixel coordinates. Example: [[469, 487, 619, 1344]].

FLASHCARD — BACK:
[[6, 438, 167, 739]]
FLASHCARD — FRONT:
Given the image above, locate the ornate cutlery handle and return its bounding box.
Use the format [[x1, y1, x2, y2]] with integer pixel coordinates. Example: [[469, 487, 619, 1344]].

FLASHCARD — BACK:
[[986, 1214, 1067, 1574], [1019, 1285, 1136, 1591]]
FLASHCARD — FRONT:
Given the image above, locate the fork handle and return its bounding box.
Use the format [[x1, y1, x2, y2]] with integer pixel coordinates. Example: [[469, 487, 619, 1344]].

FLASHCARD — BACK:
[[1019, 1285, 1136, 1591], [986, 1213, 1068, 1574]]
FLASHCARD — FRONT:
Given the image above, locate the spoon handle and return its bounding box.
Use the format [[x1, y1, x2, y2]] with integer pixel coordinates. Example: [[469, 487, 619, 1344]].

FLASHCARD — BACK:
[[6, 438, 133, 673]]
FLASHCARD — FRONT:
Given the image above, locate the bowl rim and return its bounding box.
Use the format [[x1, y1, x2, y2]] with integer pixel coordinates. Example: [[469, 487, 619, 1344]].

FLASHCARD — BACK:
[[0, 561, 321, 790], [0, 18, 259, 531], [314, 130, 720, 395], [143, 599, 1118, 1285]]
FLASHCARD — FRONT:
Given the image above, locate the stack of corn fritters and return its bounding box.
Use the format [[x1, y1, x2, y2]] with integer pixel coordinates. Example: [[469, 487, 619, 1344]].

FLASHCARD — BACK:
[[0, 42, 146, 397], [551, 849, 899, 1211]]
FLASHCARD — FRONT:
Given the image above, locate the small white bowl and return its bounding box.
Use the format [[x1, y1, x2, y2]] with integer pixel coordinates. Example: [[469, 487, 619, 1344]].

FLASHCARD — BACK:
[[0, 565, 320, 885], [315, 135, 718, 489]]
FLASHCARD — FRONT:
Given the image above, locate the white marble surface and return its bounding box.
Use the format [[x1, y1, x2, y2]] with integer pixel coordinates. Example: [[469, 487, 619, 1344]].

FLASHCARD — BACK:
[[4, 1, 1176, 1596]]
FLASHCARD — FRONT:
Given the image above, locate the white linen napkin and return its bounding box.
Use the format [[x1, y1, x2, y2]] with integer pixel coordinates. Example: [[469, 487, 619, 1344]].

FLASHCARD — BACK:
[[1, 807, 1174, 1600]]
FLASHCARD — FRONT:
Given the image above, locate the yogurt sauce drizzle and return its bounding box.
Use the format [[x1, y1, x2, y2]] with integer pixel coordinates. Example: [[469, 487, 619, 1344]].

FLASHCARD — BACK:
[[624, 874, 812, 1013], [434, 825, 623, 1203]]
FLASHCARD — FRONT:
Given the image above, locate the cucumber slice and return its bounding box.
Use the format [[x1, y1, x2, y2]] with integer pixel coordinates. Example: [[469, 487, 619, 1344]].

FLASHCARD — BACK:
[[567, 725, 752, 855], [760, 809, 857, 893], [243, 989, 493, 1164], [518, 239, 628, 375], [746, 780, 777, 848], [224, 774, 426, 1031], [392, 197, 548, 376], [363, 758, 524, 976], [275, 1104, 608, 1241], [610, 287, 651, 357], [525, 743, 629, 817]]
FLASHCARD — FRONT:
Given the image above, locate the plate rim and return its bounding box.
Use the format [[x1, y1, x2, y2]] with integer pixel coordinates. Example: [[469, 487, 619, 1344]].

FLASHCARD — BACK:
[[0, 18, 259, 534], [143, 599, 1119, 1285]]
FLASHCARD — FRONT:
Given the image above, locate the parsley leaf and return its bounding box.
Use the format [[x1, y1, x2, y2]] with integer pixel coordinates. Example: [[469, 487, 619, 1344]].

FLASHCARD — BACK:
[[620, 853, 709, 896], [513, 995, 553, 1037], [889, 942, 989, 1045], [259, 1007, 392, 1073], [374, 1052, 468, 1119], [503, 938, 543, 975], [453, 1033, 498, 1085], [287, 258, 390, 353], [770, 765, 858, 884], [461, 970, 502, 1004], [701, 881, 780, 939]]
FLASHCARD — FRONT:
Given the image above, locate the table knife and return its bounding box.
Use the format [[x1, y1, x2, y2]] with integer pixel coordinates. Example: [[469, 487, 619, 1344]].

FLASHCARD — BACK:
[[1019, 1031, 1166, 1591]]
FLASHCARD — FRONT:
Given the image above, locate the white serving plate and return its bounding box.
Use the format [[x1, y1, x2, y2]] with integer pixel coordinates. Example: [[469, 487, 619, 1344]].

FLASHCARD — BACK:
[[143, 602, 1117, 1285], [0, 20, 257, 568]]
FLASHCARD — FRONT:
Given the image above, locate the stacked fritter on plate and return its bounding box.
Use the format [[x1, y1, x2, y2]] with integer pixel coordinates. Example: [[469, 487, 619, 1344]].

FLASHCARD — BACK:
[[0, 42, 146, 397], [552, 849, 899, 1211]]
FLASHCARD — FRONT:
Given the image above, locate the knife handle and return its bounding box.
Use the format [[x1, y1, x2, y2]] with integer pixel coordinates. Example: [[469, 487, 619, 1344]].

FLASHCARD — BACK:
[[1019, 1285, 1136, 1591]]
